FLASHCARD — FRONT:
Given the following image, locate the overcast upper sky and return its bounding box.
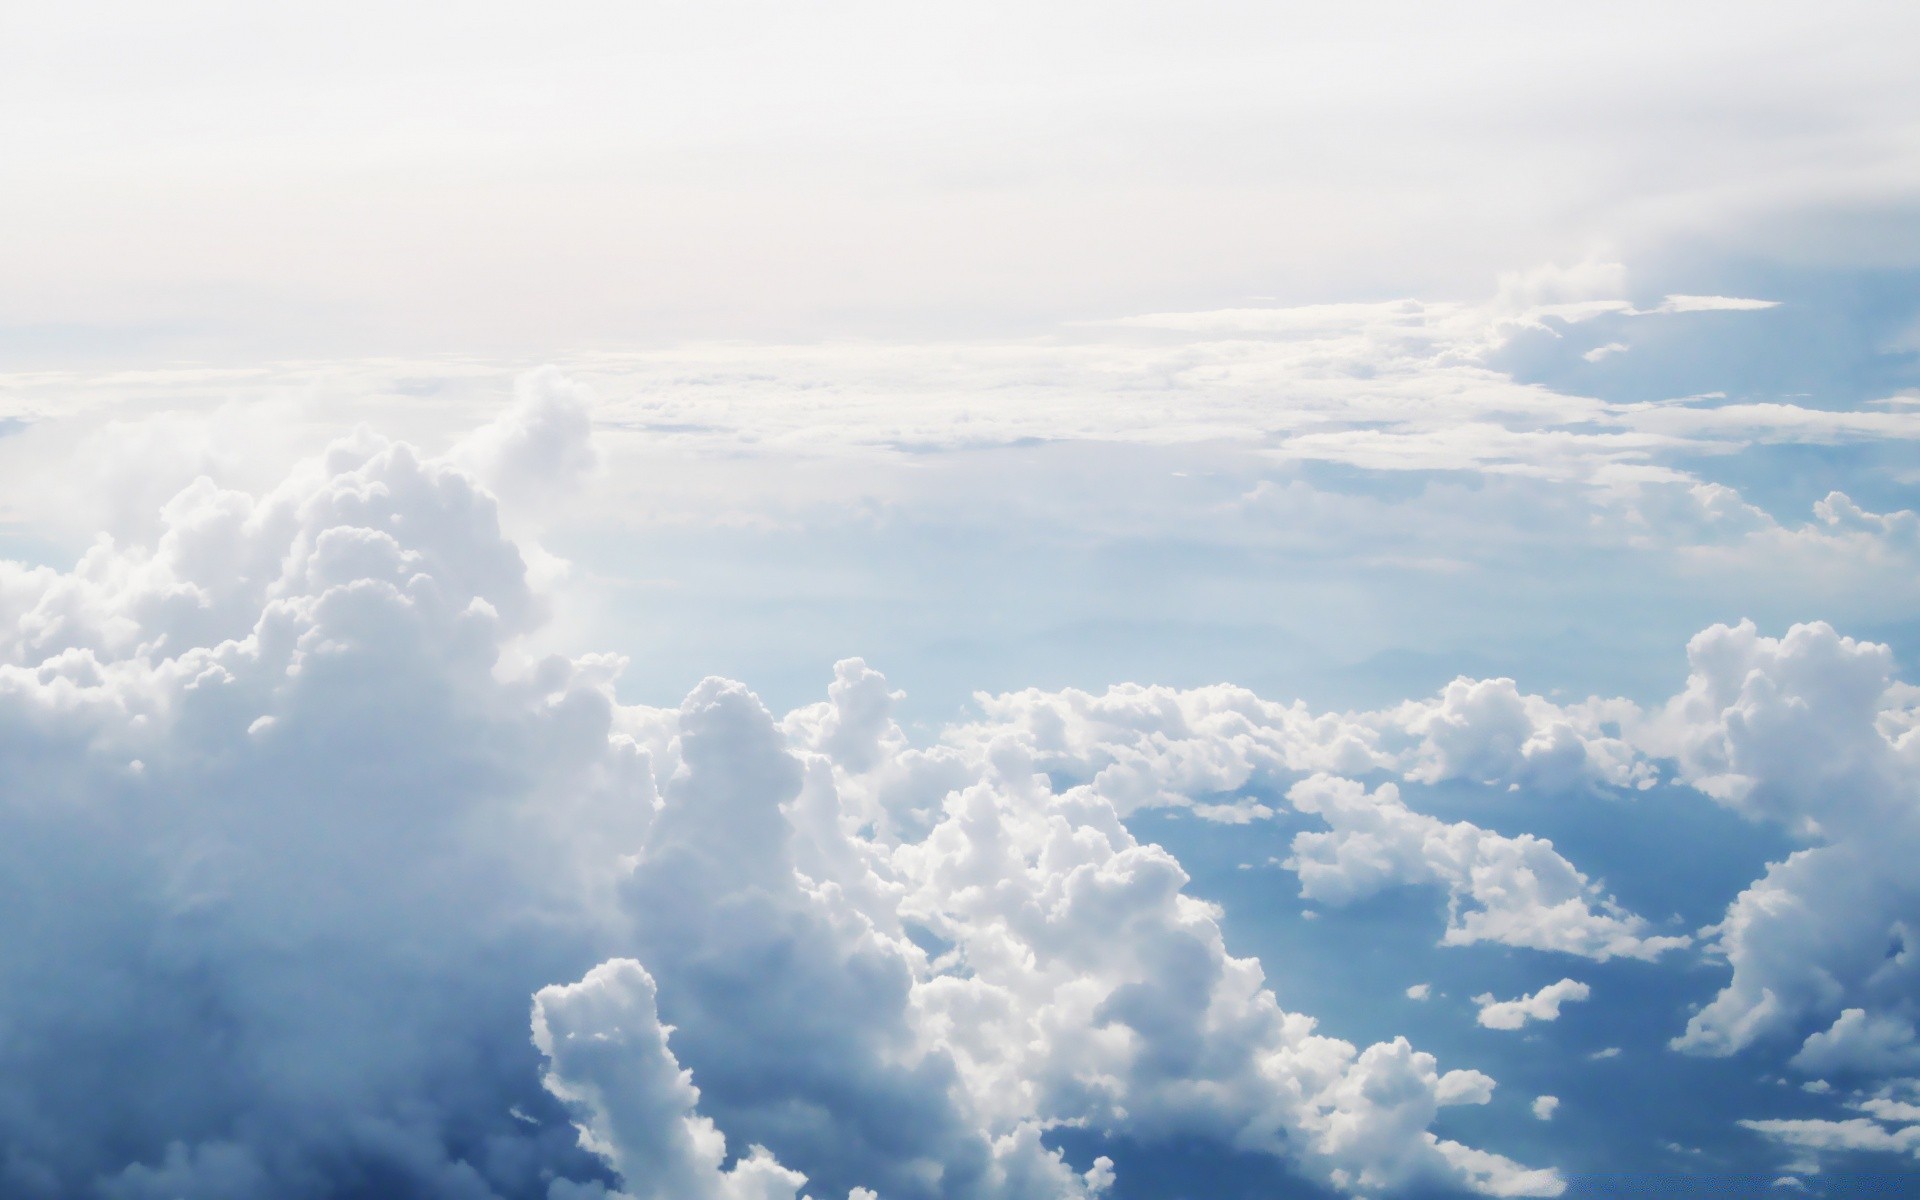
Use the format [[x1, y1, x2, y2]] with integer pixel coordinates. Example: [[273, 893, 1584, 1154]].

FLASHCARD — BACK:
[[3, 5, 1920, 1200], [6, 1, 1920, 354]]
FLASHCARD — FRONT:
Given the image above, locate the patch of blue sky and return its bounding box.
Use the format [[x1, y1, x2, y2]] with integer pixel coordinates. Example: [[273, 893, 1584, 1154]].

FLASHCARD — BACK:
[[565, 444, 1910, 730]]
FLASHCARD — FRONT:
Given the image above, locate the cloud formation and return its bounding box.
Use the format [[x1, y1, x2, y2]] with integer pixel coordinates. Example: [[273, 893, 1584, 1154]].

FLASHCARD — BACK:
[[940, 680, 1684, 961], [533, 959, 819, 1200], [8, 359, 1920, 1189], [1647, 622, 1920, 1064], [1473, 981, 1592, 1032], [0, 406, 1563, 1199]]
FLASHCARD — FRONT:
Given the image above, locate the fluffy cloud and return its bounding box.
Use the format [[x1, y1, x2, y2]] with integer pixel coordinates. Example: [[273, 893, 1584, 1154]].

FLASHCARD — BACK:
[[577, 669, 1561, 1198], [0, 407, 1561, 1200], [606, 676, 1105, 1200], [955, 671, 1657, 815], [884, 755, 1555, 1197], [931, 676, 1682, 961], [448, 366, 602, 504], [533, 959, 815, 1200], [1473, 981, 1592, 1031], [1285, 777, 1683, 961], [0, 427, 651, 1198], [1647, 622, 1920, 1061], [21, 364, 1920, 1193], [1791, 1010, 1920, 1077], [1386, 677, 1652, 793], [968, 618, 1920, 1076]]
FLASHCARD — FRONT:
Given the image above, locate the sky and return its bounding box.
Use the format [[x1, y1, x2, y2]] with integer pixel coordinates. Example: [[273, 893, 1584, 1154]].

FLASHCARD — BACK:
[[3, 3, 1920, 1199]]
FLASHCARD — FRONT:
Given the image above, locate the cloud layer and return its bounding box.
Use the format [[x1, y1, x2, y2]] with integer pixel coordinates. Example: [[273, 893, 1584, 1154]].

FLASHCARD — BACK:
[[0, 421, 1568, 1198], [3, 371, 1919, 1191]]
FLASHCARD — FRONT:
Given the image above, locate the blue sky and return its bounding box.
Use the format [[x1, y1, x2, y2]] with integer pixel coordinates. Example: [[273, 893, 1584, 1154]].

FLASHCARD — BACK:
[[3, 4, 1920, 1199]]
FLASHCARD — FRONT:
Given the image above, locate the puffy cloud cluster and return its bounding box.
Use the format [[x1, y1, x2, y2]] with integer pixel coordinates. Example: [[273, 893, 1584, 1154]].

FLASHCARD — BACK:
[[948, 618, 1920, 1114], [449, 367, 603, 505], [947, 682, 1683, 961], [561, 669, 1563, 1198], [956, 672, 1654, 815], [0, 407, 1561, 1199], [899, 615, 1920, 1173], [814, 681, 1563, 1196], [762, 613, 1920, 1175], [1791, 1010, 1920, 1077], [0, 429, 644, 1198], [1644, 622, 1920, 1065], [1284, 777, 1683, 961], [533, 959, 819, 1200], [13, 361, 1920, 1190], [1384, 678, 1653, 793], [1472, 981, 1592, 1032]]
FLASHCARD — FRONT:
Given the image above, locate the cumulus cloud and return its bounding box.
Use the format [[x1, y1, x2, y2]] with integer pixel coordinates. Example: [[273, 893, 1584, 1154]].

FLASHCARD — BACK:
[[1473, 981, 1592, 1031], [0, 423, 654, 1198], [1532, 1097, 1559, 1122], [913, 665, 1684, 966], [957, 669, 1660, 816], [885, 757, 1556, 1197], [449, 366, 601, 497], [23, 363, 1920, 1192], [0, 406, 1563, 1199], [1286, 777, 1683, 961], [606, 676, 1106, 1200], [1791, 1010, 1920, 1077], [533, 959, 816, 1200], [1646, 622, 1920, 1061], [1386, 677, 1653, 793], [593, 670, 1558, 1198]]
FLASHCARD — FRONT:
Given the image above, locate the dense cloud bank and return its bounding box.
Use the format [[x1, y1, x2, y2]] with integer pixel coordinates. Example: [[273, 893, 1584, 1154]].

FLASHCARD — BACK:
[[1, 407, 1917, 1194]]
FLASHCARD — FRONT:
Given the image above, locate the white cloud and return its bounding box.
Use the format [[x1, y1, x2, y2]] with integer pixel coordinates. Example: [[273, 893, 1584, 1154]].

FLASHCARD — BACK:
[[950, 669, 1655, 818], [608, 675, 1108, 1200], [1388, 676, 1654, 793], [0, 420, 666, 1198], [1286, 777, 1684, 962], [1740, 1117, 1920, 1158], [449, 366, 602, 505], [20, 368, 1920, 1192], [7, 273, 1910, 495], [1646, 622, 1920, 1062], [927, 676, 1683, 962], [1473, 981, 1592, 1031], [1791, 1009, 1920, 1077], [1532, 1097, 1559, 1122], [533, 959, 817, 1200], [0, 405, 1574, 1199], [1407, 984, 1433, 1001]]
